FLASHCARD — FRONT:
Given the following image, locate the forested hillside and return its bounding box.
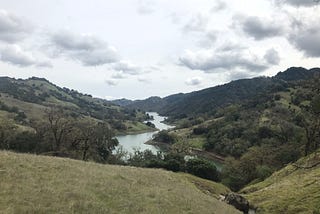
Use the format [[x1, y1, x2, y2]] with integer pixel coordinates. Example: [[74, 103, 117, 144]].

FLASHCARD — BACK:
[[123, 67, 320, 118], [132, 67, 320, 191]]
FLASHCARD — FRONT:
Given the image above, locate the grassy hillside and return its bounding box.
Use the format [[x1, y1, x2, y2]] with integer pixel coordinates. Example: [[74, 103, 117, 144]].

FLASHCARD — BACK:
[[0, 76, 153, 134], [0, 151, 240, 214], [241, 151, 320, 214]]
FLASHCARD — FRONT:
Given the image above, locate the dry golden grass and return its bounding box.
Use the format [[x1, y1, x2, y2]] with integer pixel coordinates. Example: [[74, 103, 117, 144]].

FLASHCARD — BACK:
[[0, 151, 240, 214], [242, 152, 320, 214]]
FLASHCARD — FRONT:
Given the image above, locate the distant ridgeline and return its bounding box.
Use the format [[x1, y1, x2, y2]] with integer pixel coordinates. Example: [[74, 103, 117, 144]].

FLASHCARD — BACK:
[[114, 67, 320, 117]]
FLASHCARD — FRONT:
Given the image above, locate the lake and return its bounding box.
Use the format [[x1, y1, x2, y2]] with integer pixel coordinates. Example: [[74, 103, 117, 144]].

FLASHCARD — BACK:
[[115, 112, 174, 154]]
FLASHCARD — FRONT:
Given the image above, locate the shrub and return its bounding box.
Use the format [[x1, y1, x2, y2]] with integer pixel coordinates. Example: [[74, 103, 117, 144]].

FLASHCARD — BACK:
[[255, 165, 273, 181], [153, 131, 177, 144], [193, 127, 209, 135], [186, 158, 220, 182]]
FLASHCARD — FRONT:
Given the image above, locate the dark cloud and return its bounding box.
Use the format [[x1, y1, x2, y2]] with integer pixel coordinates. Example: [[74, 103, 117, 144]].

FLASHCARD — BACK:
[[235, 15, 284, 40], [289, 26, 320, 57], [0, 10, 32, 43], [264, 48, 280, 65], [274, 0, 319, 7], [179, 45, 279, 73], [185, 77, 202, 86], [49, 30, 119, 66]]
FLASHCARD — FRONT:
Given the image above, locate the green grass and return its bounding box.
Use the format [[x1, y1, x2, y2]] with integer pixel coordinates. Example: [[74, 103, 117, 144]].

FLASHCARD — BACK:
[[0, 151, 240, 214], [0, 94, 47, 121], [241, 152, 320, 214]]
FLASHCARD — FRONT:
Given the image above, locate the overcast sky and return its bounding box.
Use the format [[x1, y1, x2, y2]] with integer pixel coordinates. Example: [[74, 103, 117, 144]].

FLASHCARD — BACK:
[[0, 0, 319, 100]]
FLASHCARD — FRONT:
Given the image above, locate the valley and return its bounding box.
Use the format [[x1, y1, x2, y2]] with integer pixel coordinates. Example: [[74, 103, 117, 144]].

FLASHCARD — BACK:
[[1, 67, 320, 213]]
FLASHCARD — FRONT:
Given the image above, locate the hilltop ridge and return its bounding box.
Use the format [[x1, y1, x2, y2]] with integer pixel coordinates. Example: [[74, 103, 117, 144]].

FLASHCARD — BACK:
[[113, 67, 320, 117]]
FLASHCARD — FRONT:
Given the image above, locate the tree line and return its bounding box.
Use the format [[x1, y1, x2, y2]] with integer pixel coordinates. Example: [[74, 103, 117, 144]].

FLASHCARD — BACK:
[[0, 107, 119, 163]]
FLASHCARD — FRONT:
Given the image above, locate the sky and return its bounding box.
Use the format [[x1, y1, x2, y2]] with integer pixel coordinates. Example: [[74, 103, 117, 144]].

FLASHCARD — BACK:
[[0, 0, 319, 100]]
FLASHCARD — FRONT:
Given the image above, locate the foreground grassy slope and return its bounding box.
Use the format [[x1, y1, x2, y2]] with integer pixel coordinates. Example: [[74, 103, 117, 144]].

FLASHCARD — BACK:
[[241, 152, 320, 214], [0, 151, 240, 214]]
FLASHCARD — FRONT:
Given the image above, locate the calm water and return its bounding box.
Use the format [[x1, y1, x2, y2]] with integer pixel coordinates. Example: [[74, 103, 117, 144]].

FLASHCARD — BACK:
[[115, 112, 174, 154]]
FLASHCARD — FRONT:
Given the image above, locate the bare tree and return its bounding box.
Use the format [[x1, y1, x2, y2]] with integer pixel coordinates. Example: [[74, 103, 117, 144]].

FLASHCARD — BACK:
[[45, 107, 74, 152]]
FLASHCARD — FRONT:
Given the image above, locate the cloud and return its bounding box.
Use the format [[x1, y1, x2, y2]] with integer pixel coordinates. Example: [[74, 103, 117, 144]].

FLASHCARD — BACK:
[[274, 0, 319, 7], [113, 61, 143, 75], [168, 13, 181, 24], [185, 77, 202, 86], [137, 76, 151, 83], [0, 44, 52, 68], [105, 79, 118, 86], [111, 71, 126, 79], [179, 46, 273, 73], [264, 48, 280, 65], [227, 70, 255, 81], [0, 44, 35, 66], [183, 14, 208, 33], [49, 30, 119, 66], [36, 61, 53, 68], [289, 25, 320, 57], [198, 30, 218, 47], [137, 0, 155, 15], [0, 10, 33, 43], [234, 15, 285, 40], [211, 0, 227, 12]]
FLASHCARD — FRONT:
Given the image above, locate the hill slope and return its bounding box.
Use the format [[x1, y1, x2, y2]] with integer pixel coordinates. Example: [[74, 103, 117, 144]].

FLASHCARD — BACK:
[[0, 151, 240, 214], [241, 152, 320, 214], [0, 76, 152, 134], [123, 67, 320, 117]]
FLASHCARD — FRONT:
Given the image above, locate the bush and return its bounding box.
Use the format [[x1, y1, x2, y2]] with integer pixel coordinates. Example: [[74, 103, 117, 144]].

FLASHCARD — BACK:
[[9, 131, 39, 153], [186, 158, 220, 182], [153, 131, 177, 144], [145, 121, 155, 128], [255, 165, 273, 181], [193, 127, 209, 135]]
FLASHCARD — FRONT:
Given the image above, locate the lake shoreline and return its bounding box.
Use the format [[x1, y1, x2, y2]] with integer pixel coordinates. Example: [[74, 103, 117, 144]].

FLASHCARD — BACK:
[[115, 127, 158, 137], [115, 112, 173, 154]]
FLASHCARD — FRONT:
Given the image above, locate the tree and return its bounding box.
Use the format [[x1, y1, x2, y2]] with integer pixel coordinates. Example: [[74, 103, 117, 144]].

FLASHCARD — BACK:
[[45, 107, 74, 151], [0, 119, 17, 150], [92, 122, 119, 163], [300, 79, 320, 156]]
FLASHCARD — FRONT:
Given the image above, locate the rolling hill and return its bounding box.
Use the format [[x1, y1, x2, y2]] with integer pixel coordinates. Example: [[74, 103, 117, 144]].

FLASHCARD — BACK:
[[0, 151, 240, 214], [117, 67, 320, 117], [241, 151, 320, 214], [0, 76, 153, 135]]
